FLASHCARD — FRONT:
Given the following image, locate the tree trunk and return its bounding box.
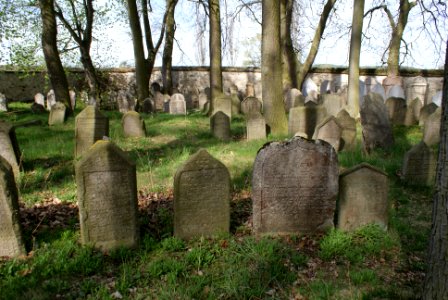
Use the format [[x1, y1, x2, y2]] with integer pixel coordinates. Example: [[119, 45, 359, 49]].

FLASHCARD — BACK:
[[423, 40, 448, 300], [79, 45, 101, 106], [162, 0, 178, 95], [209, 0, 223, 114], [39, 0, 72, 115], [262, 0, 288, 135], [280, 0, 299, 91], [347, 0, 365, 118]]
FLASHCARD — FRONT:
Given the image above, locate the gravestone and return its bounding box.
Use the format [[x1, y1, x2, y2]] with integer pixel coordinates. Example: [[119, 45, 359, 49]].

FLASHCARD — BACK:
[[141, 98, 153, 113], [382, 76, 403, 96], [31, 102, 46, 113], [0, 156, 26, 257], [408, 98, 423, 122], [211, 111, 230, 141], [385, 97, 407, 125], [246, 112, 266, 141], [0, 122, 21, 180], [338, 163, 389, 231], [76, 141, 138, 251], [284, 88, 305, 113], [246, 83, 255, 97], [117, 90, 130, 113], [122, 111, 146, 137], [423, 107, 442, 146], [0, 93, 7, 112], [48, 102, 66, 126], [163, 94, 171, 112], [241, 97, 262, 115], [321, 93, 344, 117], [151, 82, 161, 94], [199, 91, 209, 111], [288, 104, 327, 138], [75, 106, 109, 158], [432, 90, 442, 107], [419, 103, 438, 126], [406, 76, 427, 105], [312, 116, 343, 152], [46, 89, 56, 111], [387, 85, 405, 99], [69, 90, 76, 110], [402, 141, 436, 186], [332, 75, 348, 93], [169, 93, 187, 115], [213, 94, 232, 119], [154, 91, 165, 111], [231, 94, 241, 116], [302, 78, 319, 102], [360, 93, 394, 153], [336, 109, 357, 151], [252, 137, 338, 234], [174, 149, 230, 239], [403, 105, 418, 127], [370, 85, 386, 101], [365, 77, 380, 94], [34, 92, 45, 107]]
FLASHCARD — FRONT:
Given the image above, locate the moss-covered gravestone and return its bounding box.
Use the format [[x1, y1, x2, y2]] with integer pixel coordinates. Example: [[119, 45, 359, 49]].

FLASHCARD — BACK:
[[174, 149, 230, 239], [0, 156, 26, 257], [75, 106, 109, 158], [122, 111, 146, 137], [76, 141, 138, 251], [0, 121, 21, 180]]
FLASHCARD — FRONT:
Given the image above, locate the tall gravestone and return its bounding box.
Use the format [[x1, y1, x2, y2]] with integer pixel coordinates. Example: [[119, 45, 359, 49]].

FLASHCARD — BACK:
[[241, 97, 262, 115], [336, 109, 356, 151], [312, 116, 343, 152], [423, 107, 442, 146], [199, 91, 209, 111], [169, 93, 187, 115], [402, 141, 436, 186], [46, 89, 56, 111], [75, 106, 109, 158], [246, 112, 266, 141], [48, 102, 66, 126], [213, 94, 232, 119], [76, 141, 138, 250], [338, 163, 389, 231], [385, 97, 407, 125], [174, 149, 230, 239], [122, 111, 146, 137], [0, 92, 8, 112], [252, 137, 338, 234], [211, 111, 231, 141], [0, 156, 26, 257], [0, 122, 21, 180], [288, 104, 327, 138], [419, 103, 438, 126], [360, 93, 394, 153]]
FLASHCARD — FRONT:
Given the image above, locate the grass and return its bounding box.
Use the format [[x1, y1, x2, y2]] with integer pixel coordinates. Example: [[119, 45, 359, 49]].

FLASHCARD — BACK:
[[0, 102, 436, 299]]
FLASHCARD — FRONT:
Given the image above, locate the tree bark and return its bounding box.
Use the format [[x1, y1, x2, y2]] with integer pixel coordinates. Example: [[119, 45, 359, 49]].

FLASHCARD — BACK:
[[162, 0, 178, 95], [280, 0, 299, 91], [347, 0, 365, 118], [39, 0, 72, 115], [423, 39, 448, 300], [209, 0, 223, 114], [262, 0, 288, 135]]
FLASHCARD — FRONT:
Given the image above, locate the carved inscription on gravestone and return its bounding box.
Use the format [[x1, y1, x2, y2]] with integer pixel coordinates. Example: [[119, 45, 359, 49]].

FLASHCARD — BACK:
[[174, 149, 230, 239], [252, 137, 338, 234], [75, 106, 109, 158]]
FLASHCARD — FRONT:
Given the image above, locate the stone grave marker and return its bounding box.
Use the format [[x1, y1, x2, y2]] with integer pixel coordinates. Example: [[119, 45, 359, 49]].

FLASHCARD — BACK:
[[117, 90, 130, 113], [46, 89, 56, 111], [34, 92, 45, 107], [365, 77, 380, 94], [199, 91, 209, 111], [0, 156, 26, 258], [320, 80, 331, 94], [313, 116, 343, 152], [31, 102, 46, 113], [154, 91, 165, 111], [406, 76, 427, 105], [370, 85, 386, 101], [169, 93, 187, 115], [402, 141, 436, 186], [336, 109, 356, 151], [423, 107, 442, 146], [0, 122, 21, 180], [174, 149, 230, 239], [211, 111, 230, 141], [163, 94, 171, 112], [382, 76, 403, 96], [338, 163, 388, 231], [141, 97, 153, 113], [0, 93, 7, 112], [321, 93, 344, 117], [213, 94, 232, 119], [387, 85, 405, 99], [246, 83, 255, 97], [241, 96, 262, 115], [75, 106, 109, 158], [69, 90, 76, 110], [385, 97, 407, 125], [246, 112, 266, 141], [288, 104, 327, 138], [419, 103, 438, 126], [252, 137, 338, 234], [230, 91, 241, 116], [76, 141, 138, 251], [302, 78, 319, 102], [122, 111, 146, 137], [284, 88, 305, 113], [432, 90, 442, 107], [48, 102, 66, 126], [408, 98, 423, 122], [360, 93, 394, 153]]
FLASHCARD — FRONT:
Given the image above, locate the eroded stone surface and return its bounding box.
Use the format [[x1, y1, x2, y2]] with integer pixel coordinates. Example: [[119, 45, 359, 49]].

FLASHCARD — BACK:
[[313, 116, 343, 152], [122, 111, 146, 137], [0, 122, 21, 180], [211, 111, 230, 141], [423, 107, 441, 146], [169, 93, 187, 115], [48, 102, 66, 126], [75, 106, 109, 158], [241, 97, 262, 116], [336, 109, 356, 151], [402, 141, 436, 186], [246, 112, 266, 141], [288, 105, 327, 138]]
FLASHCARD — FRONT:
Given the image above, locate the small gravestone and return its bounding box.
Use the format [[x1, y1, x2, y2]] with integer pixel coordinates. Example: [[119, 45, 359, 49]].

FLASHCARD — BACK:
[[360, 93, 394, 153], [321, 93, 344, 116], [75, 106, 109, 158], [163, 95, 171, 112], [252, 137, 338, 234], [385, 97, 406, 125], [0, 122, 21, 180], [169, 93, 187, 115], [69, 90, 76, 110], [213, 94, 232, 119], [402, 141, 436, 186], [288, 104, 327, 138], [336, 109, 356, 151], [0, 93, 7, 112], [406, 76, 427, 105], [34, 93, 45, 107], [141, 98, 153, 113], [211, 111, 230, 141], [313, 116, 343, 152], [241, 96, 262, 115], [154, 91, 164, 111], [284, 88, 305, 113], [31, 102, 46, 113], [338, 163, 388, 231], [0, 156, 26, 258], [48, 102, 66, 126], [76, 141, 138, 251], [174, 149, 230, 239], [423, 107, 442, 146], [246, 112, 266, 140], [122, 111, 146, 137], [419, 103, 438, 126], [387, 85, 405, 99], [46, 89, 56, 111], [246, 83, 255, 97]]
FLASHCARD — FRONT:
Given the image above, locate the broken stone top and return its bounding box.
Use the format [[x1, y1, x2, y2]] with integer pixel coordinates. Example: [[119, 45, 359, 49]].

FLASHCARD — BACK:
[[77, 140, 135, 171], [340, 162, 387, 178]]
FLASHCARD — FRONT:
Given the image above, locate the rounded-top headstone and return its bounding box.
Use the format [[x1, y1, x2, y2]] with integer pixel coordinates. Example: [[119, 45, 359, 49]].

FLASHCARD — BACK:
[[48, 102, 67, 126], [122, 111, 146, 137], [75, 106, 109, 158], [241, 96, 262, 116], [419, 102, 438, 126], [387, 85, 405, 99]]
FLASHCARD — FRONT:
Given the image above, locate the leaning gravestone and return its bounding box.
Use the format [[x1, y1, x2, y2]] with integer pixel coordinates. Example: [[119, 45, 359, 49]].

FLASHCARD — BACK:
[[252, 137, 338, 234], [46, 89, 56, 111], [48, 102, 66, 126], [0, 122, 21, 180], [75, 106, 109, 158], [0, 156, 26, 257], [213, 94, 232, 119], [284, 88, 305, 113], [419, 102, 438, 126], [211, 111, 230, 141], [312, 116, 343, 152], [0, 93, 8, 112], [321, 93, 344, 117], [122, 111, 146, 138], [385, 97, 407, 125], [174, 149, 230, 239], [76, 141, 138, 251], [338, 163, 389, 231], [169, 93, 187, 115], [246, 112, 266, 141], [402, 141, 436, 186], [288, 104, 327, 138], [34, 93, 45, 107], [423, 107, 442, 146], [360, 93, 394, 153], [336, 109, 356, 151], [241, 97, 262, 116]]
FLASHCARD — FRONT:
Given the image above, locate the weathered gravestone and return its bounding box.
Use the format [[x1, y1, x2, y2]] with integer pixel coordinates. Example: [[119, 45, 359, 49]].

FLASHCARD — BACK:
[[382, 76, 403, 96], [213, 94, 232, 119], [406, 76, 427, 105], [370, 86, 386, 101], [154, 91, 165, 111], [34, 92, 45, 107], [336, 109, 356, 151], [288, 103, 327, 138], [360, 93, 394, 153], [198, 91, 209, 111], [76, 141, 138, 251], [402, 141, 436, 186], [69, 90, 76, 110], [122, 111, 146, 137], [284, 88, 305, 113], [0, 156, 26, 257], [241, 96, 262, 116], [246, 83, 255, 97], [246, 112, 266, 141], [141, 98, 153, 114], [211, 111, 231, 141], [432, 90, 442, 107], [0, 93, 8, 112], [387, 85, 405, 99], [302, 78, 319, 102], [419, 102, 438, 126], [117, 90, 131, 113], [321, 93, 344, 117], [338, 163, 389, 231], [169, 93, 187, 115], [48, 102, 66, 126], [46, 89, 56, 111], [405, 98, 423, 126], [385, 97, 406, 125], [163, 95, 171, 113], [312, 116, 343, 152], [252, 137, 338, 234], [0, 122, 21, 180], [423, 107, 442, 146], [229, 84, 241, 116], [174, 149, 230, 239], [75, 106, 109, 158]]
